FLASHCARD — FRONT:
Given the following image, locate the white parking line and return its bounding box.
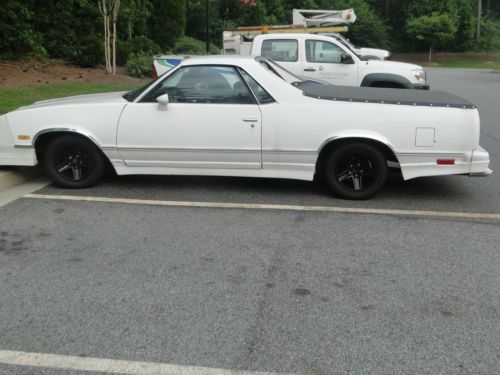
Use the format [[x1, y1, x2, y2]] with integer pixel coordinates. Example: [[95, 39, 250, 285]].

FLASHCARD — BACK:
[[23, 193, 500, 220], [0, 349, 294, 375]]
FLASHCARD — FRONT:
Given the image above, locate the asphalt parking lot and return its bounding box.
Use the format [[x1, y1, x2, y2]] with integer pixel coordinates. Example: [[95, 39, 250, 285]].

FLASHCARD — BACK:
[[0, 68, 499, 374]]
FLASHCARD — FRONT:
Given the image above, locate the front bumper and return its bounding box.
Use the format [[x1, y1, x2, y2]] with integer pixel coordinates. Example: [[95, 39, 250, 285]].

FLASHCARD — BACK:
[[0, 145, 37, 166]]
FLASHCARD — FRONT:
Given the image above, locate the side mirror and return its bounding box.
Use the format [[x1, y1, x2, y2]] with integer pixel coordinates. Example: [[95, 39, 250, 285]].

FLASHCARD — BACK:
[[156, 93, 169, 109], [340, 53, 354, 64]]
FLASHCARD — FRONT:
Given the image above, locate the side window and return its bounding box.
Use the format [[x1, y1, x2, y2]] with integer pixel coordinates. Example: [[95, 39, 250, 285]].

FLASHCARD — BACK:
[[239, 69, 275, 104], [141, 66, 255, 104], [261, 39, 298, 62], [305, 40, 344, 64]]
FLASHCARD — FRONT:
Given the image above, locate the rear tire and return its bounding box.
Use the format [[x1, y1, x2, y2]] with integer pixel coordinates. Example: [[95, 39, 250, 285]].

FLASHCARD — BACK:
[[43, 135, 105, 188], [324, 143, 388, 200]]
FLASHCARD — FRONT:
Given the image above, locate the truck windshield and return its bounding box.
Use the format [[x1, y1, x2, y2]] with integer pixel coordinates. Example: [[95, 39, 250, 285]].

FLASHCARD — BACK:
[[256, 58, 304, 85]]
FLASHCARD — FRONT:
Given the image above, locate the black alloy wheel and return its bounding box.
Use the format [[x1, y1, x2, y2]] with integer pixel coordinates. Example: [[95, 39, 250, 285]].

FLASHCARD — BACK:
[[324, 143, 388, 200], [43, 135, 105, 188]]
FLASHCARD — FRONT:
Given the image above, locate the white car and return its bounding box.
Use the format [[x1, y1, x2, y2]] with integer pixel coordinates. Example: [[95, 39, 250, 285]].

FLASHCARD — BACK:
[[0, 56, 491, 199]]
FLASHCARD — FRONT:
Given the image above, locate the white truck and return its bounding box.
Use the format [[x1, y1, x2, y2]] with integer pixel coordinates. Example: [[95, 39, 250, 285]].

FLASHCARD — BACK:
[[323, 32, 390, 60], [249, 33, 428, 89], [154, 33, 428, 89]]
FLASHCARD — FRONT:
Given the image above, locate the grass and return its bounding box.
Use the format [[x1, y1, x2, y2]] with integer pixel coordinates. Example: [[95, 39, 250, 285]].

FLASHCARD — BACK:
[[437, 59, 500, 70], [0, 82, 141, 115]]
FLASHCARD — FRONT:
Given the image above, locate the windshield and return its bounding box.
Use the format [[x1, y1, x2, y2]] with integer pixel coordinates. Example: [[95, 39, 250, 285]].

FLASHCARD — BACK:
[[256, 57, 304, 84], [122, 79, 156, 102]]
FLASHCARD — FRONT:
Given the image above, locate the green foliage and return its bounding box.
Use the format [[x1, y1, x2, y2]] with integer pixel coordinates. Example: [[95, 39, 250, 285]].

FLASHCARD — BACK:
[[317, 0, 389, 49], [117, 36, 161, 65], [0, 0, 47, 59], [407, 13, 457, 61], [1, 0, 499, 68], [120, 0, 153, 39], [126, 53, 152, 78], [70, 33, 104, 67], [149, 0, 186, 50], [171, 36, 220, 55], [475, 17, 500, 53]]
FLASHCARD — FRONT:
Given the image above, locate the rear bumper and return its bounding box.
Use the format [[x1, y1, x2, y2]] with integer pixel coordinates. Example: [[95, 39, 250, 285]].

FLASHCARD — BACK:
[[398, 146, 491, 180], [468, 147, 492, 176]]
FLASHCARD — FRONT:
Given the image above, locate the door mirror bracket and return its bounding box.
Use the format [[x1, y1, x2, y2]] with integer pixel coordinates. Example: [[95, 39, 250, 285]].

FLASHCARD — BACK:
[[156, 94, 169, 110], [340, 53, 355, 64]]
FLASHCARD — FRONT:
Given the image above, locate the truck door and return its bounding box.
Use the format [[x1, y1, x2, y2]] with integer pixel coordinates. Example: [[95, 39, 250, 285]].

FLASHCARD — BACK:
[[259, 38, 302, 76], [302, 39, 358, 86]]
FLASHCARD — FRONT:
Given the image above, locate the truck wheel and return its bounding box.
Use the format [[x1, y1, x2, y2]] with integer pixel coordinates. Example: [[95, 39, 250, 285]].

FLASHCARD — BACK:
[[43, 135, 105, 188], [324, 143, 388, 200]]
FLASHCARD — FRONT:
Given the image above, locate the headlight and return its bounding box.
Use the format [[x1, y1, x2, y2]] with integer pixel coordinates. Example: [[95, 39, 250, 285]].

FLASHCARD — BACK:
[[412, 68, 426, 83]]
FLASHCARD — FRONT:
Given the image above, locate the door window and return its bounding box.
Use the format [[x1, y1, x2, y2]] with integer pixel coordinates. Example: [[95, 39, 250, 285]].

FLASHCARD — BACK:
[[261, 39, 298, 62], [141, 66, 255, 104], [305, 40, 344, 64], [239, 69, 275, 104]]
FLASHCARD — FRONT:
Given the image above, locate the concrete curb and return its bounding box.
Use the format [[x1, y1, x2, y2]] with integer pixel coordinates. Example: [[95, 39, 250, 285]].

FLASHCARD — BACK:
[[0, 167, 42, 193]]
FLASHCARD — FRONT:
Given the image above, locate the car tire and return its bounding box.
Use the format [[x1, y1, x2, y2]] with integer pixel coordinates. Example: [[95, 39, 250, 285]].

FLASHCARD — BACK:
[[324, 143, 388, 200], [43, 135, 105, 188]]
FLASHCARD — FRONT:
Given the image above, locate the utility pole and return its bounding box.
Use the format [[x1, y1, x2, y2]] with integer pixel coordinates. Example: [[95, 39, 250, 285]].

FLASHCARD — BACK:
[[476, 0, 482, 41], [205, 0, 209, 54]]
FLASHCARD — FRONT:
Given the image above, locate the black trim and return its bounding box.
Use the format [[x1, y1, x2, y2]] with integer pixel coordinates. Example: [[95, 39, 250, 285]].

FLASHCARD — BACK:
[[300, 82, 476, 109]]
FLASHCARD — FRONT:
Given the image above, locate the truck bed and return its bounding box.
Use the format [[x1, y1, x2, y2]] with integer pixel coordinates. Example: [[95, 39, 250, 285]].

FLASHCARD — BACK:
[[298, 82, 475, 109]]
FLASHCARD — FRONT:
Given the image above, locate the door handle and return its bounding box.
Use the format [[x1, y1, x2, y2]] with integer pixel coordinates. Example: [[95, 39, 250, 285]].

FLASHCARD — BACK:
[[304, 68, 316, 72], [242, 118, 258, 122]]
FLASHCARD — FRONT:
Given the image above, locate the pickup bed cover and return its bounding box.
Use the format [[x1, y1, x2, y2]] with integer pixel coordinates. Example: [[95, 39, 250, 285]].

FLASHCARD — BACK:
[[298, 82, 476, 109]]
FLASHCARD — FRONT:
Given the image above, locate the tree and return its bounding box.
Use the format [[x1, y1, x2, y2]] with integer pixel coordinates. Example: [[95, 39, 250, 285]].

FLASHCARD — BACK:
[[476, 16, 500, 55], [319, 0, 390, 50], [99, 0, 121, 74], [149, 0, 186, 51], [0, 0, 45, 59], [406, 13, 457, 62]]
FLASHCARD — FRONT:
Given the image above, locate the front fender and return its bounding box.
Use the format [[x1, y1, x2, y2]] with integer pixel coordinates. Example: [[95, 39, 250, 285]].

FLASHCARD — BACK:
[[360, 73, 414, 89]]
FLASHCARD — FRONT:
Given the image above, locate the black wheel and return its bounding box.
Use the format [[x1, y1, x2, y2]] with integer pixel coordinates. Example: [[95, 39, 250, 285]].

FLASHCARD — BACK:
[[324, 143, 388, 200], [43, 135, 105, 188]]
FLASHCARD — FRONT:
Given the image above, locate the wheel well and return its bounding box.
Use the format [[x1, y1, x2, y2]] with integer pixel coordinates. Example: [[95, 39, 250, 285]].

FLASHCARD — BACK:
[[315, 138, 399, 175], [370, 81, 405, 89], [34, 132, 111, 169]]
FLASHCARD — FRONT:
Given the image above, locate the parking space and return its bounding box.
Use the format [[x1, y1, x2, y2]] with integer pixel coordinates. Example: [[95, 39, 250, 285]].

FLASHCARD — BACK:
[[0, 68, 499, 374]]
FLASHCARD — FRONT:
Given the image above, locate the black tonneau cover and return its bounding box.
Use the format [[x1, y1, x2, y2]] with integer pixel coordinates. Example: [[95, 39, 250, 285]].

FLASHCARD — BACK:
[[298, 82, 476, 109]]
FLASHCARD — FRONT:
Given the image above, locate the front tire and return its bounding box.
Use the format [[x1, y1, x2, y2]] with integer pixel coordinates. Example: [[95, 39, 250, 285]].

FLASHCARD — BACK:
[[43, 135, 105, 188], [324, 143, 388, 200]]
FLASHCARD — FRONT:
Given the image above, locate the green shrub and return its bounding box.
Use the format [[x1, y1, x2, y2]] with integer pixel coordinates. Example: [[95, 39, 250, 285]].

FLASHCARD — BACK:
[[126, 52, 151, 78], [68, 33, 103, 67], [172, 36, 220, 55], [116, 35, 161, 66]]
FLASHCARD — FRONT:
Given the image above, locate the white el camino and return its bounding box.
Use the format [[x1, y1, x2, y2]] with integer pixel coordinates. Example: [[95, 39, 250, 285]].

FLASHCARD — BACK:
[[0, 56, 492, 199]]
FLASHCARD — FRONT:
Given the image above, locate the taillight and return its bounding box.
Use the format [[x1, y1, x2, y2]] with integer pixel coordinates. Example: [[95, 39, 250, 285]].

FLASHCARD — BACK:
[[437, 159, 455, 165]]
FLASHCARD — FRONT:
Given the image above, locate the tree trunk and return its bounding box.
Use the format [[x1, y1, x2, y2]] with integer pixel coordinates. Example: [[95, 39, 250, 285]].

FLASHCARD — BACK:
[[106, 16, 112, 73], [103, 15, 109, 73], [428, 45, 432, 64], [112, 19, 117, 74]]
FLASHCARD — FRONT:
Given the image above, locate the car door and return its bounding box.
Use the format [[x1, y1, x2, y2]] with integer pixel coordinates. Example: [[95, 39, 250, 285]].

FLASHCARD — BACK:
[[117, 65, 262, 170], [302, 39, 359, 86]]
